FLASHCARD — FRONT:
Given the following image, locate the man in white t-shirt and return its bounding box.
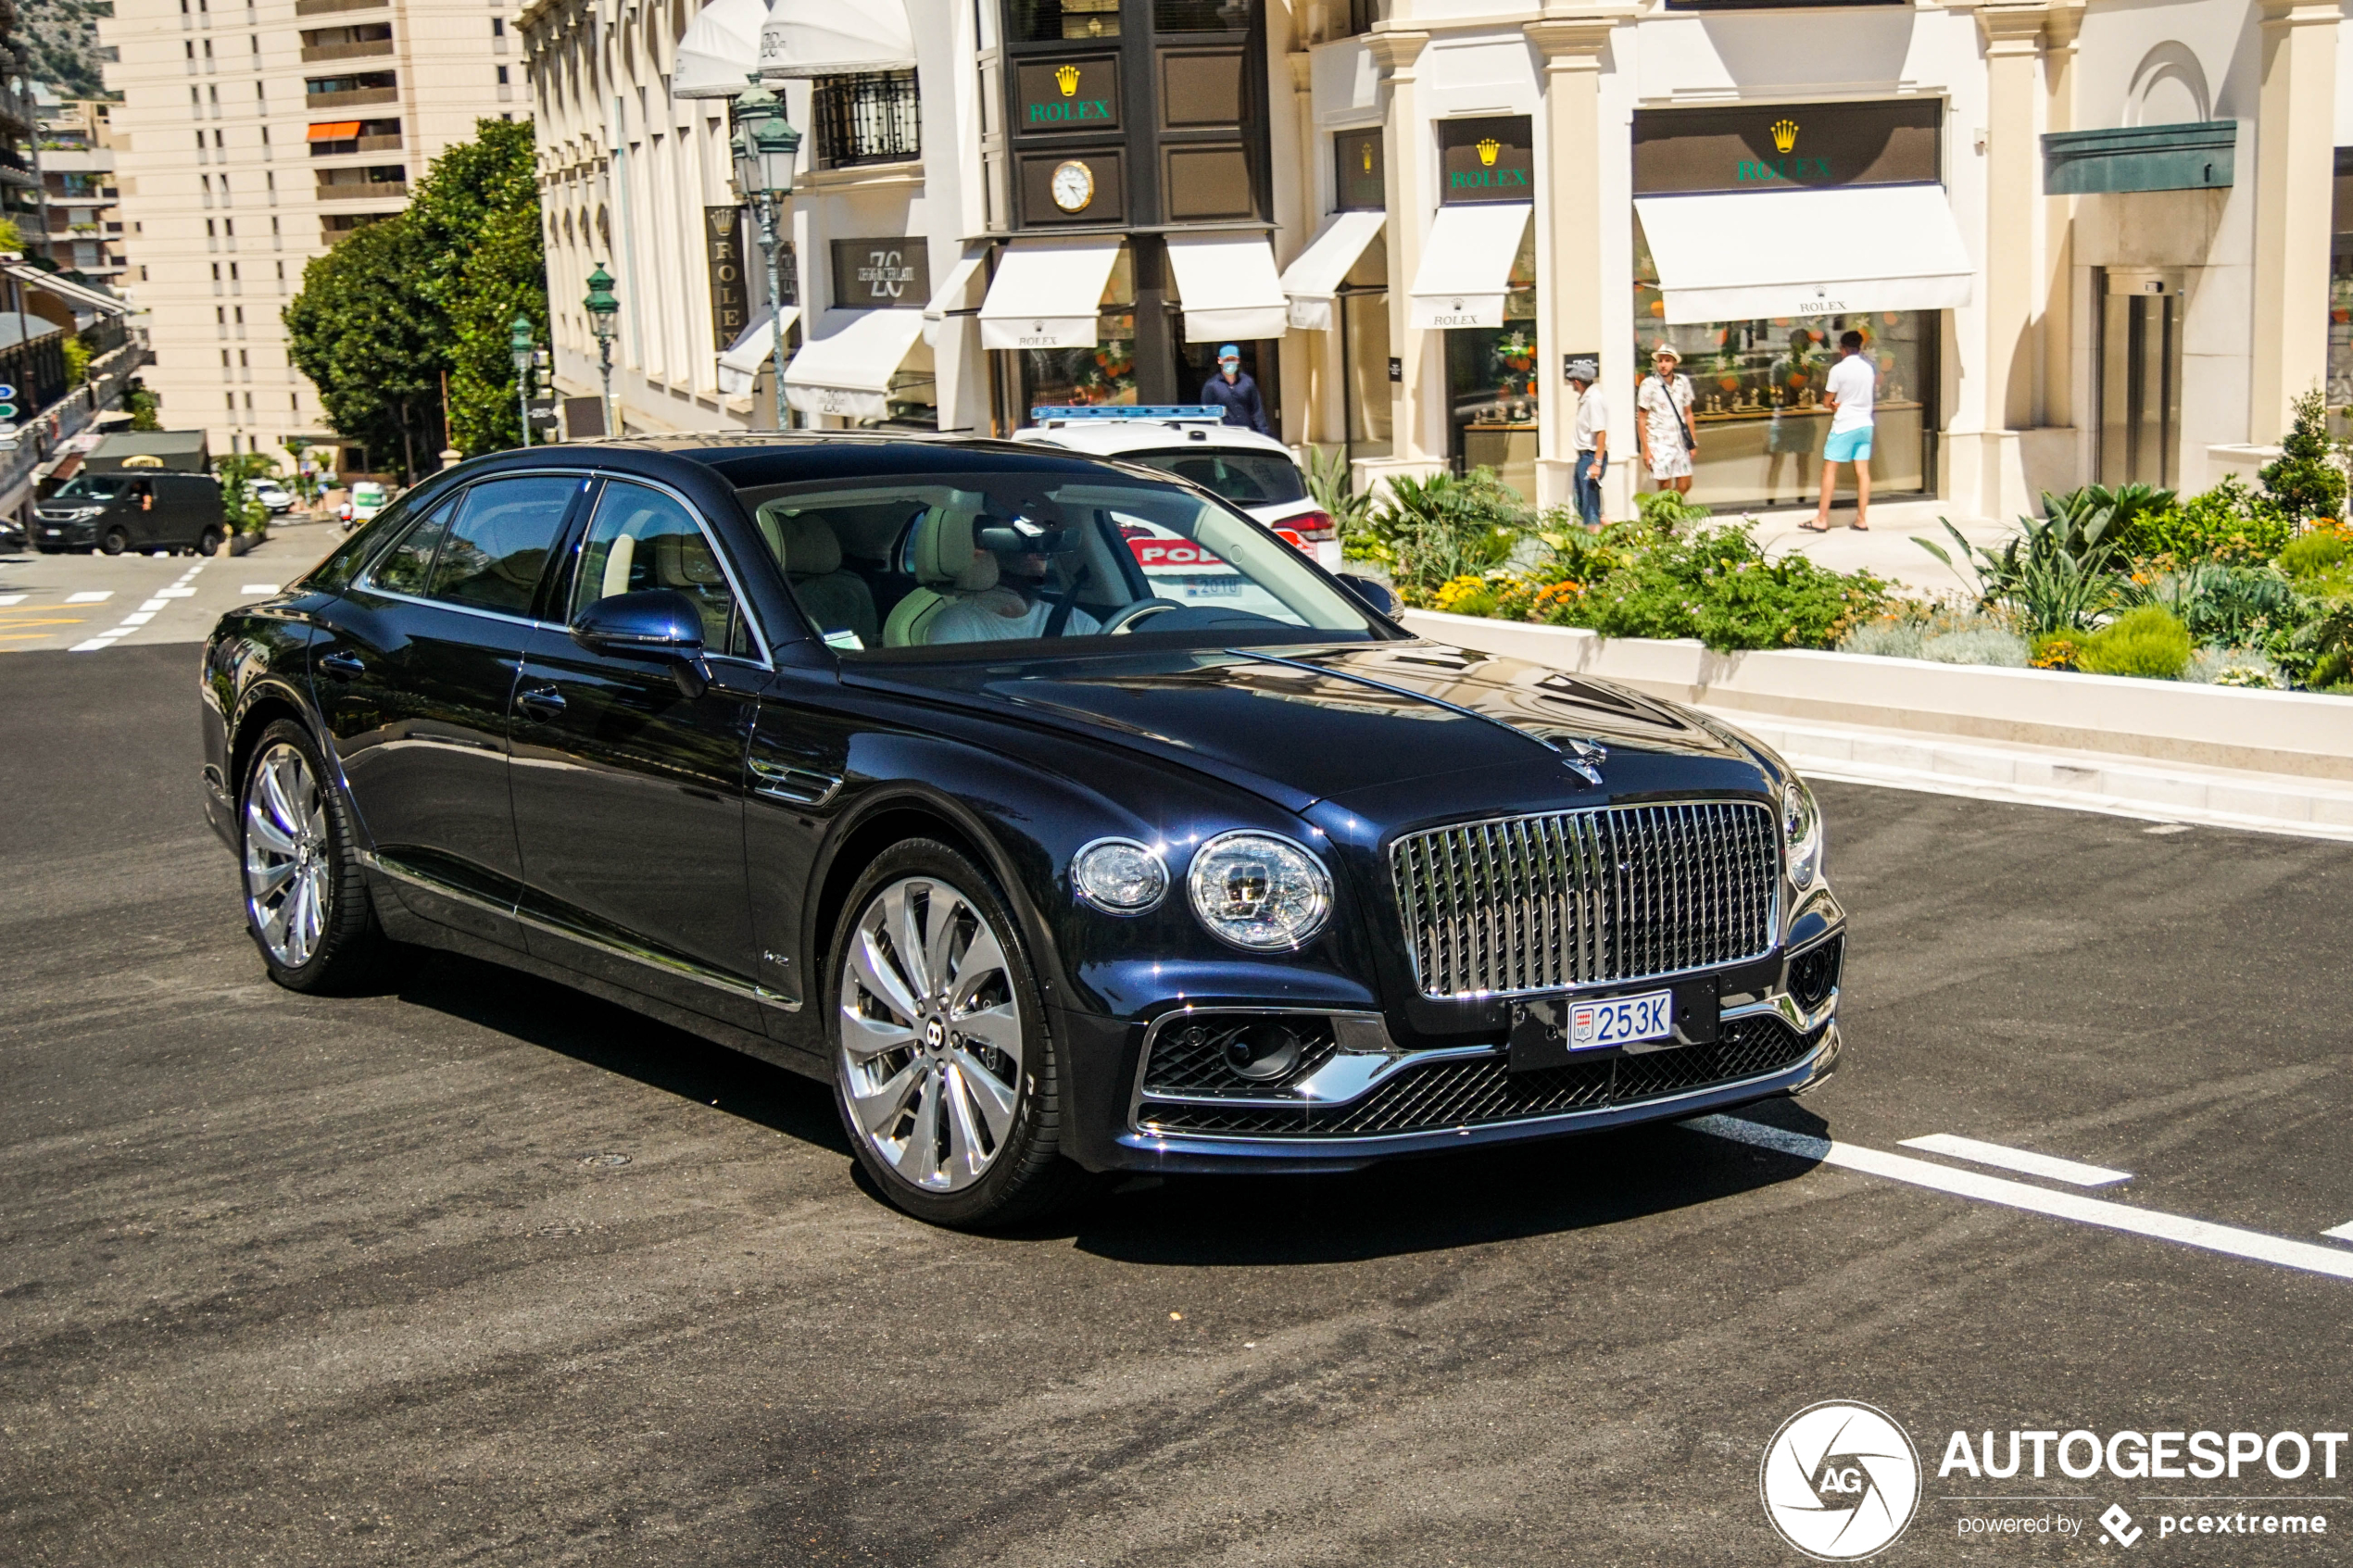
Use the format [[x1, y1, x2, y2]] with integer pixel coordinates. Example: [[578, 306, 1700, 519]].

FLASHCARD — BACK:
[[1807, 329, 1876, 532]]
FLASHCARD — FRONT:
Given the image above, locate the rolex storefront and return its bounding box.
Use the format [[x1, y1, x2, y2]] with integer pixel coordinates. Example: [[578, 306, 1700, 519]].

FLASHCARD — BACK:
[[1626, 99, 1971, 510]]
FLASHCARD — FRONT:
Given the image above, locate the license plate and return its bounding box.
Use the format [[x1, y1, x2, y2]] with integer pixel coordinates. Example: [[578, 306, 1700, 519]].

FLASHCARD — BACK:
[[1568, 988, 1675, 1050]]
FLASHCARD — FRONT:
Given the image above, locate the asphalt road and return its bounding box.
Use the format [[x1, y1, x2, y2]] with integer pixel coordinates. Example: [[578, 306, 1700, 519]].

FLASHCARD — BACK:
[[0, 520, 342, 654], [6, 643, 2352, 1566]]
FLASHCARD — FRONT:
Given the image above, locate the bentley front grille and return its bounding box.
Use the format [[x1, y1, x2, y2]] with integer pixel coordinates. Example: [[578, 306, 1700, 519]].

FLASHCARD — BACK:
[[1390, 800, 1778, 1000]]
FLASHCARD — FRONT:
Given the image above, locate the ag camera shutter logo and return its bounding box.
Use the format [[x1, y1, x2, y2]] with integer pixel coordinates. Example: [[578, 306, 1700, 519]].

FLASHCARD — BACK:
[[1760, 1401, 1922, 1560]]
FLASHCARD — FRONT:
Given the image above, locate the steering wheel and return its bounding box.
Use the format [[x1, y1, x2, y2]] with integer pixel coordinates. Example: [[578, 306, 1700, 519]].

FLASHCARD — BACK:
[[1100, 598, 1184, 635]]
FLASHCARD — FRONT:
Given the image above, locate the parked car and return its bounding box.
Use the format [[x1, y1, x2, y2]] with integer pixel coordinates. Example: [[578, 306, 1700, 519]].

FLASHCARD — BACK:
[[199, 439, 1843, 1228], [35, 471, 228, 556], [1013, 408, 1341, 566], [252, 481, 296, 514]]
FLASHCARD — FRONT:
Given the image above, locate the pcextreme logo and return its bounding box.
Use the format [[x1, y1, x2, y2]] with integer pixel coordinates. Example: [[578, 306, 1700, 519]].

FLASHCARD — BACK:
[[1760, 1401, 1923, 1561]]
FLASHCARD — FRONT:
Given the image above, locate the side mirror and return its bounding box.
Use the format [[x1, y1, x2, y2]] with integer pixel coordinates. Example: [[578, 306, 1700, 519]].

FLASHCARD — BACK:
[[1338, 573, 1400, 619], [570, 588, 711, 696]]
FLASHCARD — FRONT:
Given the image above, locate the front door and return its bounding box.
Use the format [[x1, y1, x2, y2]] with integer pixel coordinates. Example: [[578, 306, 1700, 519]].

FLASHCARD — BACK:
[[508, 478, 769, 1031], [311, 473, 585, 949]]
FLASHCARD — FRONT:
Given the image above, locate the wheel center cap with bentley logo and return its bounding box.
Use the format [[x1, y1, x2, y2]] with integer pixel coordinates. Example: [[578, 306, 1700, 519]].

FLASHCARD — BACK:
[[923, 1018, 946, 1051]]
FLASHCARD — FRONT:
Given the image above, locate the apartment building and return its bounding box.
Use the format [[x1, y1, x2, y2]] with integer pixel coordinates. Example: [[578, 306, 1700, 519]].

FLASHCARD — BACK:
[[99, 0, 526, 463], [33, 91, 129, 283]]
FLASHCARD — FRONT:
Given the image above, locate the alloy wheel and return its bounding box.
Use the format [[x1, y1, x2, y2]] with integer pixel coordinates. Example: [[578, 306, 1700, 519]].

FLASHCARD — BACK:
[[837, 875, 1025, 1193], [243, 742, 333, 969]]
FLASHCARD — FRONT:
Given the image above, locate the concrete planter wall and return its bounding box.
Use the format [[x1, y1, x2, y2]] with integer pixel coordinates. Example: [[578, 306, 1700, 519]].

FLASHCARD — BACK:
[[1400, 608, 2353, 784]]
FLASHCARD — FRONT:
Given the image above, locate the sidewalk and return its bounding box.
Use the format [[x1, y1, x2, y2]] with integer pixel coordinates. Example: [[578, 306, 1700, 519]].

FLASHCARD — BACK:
[[1736, 499, 2008, 598]]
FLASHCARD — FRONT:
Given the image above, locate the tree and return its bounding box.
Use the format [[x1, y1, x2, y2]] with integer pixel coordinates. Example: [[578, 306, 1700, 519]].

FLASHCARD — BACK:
[[2259, 386, 2347, 522], [406, 119, 547, 455], [213, 451, 280, 535], [123, 381, 160, 431], [283, 216, 446, 480]]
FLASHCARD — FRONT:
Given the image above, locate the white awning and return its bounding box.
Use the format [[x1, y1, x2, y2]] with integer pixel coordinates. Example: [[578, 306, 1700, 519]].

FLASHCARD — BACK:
[[783, 307, 925, 420], [1405, 203, 1531, 331], [1277, 211, 1385, 332], [977, 237, 1123, 351], [5, 263, 130, 317], [1163, 232, 1289, 343], [672, 0, 766, 98], [921, 246, 987, 345], [1633, 184, 1974, 324], [759, 0, 914, 79], [717, 306, 799, 397]]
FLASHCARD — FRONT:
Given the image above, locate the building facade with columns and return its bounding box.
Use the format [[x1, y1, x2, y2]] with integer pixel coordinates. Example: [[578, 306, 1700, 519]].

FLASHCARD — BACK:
[[528, 0, 2350, 525]]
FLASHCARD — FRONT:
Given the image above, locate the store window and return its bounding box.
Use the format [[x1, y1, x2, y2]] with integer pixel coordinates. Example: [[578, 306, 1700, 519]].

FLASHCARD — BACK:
[[1446, 223, 1538, 498], [1335, 128, 1383, 210], [2331, 147, 2353, 438], [1340, 236, 1391, 458], [1021, 244, 1138, 408]]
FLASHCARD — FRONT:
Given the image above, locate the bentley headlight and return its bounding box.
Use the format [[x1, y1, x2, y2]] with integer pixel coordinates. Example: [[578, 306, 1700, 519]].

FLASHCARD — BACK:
[[1783, 777, 1824, 890], [1187, 832, 1332, 950], [1071, 837, 1167, 914]]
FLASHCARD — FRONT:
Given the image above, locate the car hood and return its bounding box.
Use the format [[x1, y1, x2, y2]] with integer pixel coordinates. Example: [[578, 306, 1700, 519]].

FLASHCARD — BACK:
[[845, 640, 1768, 814]]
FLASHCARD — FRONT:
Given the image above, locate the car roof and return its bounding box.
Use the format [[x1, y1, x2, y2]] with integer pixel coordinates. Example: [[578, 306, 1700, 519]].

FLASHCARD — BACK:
[[442, 432, 1153, 492], [1011, 420, 1294, 460]]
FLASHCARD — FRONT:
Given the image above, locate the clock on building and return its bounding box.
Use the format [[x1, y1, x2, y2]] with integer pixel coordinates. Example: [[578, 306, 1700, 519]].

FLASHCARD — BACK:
[[1051, 159, 1096, 212]]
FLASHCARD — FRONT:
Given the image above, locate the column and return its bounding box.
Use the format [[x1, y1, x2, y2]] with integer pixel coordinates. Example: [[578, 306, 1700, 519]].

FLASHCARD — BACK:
[[1281, 48, 1330, 446], [2040, 1, 2082, 435], [1526, 5, 1636, 512], [2249, 0, 2340, 446], [1969, 3, 2052, 518], [1366, 24, 1431, 466]]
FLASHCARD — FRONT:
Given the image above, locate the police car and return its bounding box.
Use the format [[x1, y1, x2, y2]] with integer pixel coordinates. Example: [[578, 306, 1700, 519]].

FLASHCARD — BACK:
[[1010, 407, 1340, 570]]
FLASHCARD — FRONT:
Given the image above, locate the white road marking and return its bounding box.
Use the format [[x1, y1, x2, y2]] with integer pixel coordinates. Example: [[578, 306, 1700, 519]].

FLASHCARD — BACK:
[[1686, 1115, 2353, 1283], [155, 586, 197, 598], [240, 583, 280, 594], [2323, 1222, 2353, 1243], [137, 599, 167, 612], [120, 612, 155, 626], [65, 591, 112, 604], [68, 638, 118, 652], [0, 594, 23, 607], [1896, 1133, 2132, 1187]]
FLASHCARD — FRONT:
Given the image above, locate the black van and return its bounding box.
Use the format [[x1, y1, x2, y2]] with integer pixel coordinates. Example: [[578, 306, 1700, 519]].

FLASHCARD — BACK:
[[33, 472, 229, 556]]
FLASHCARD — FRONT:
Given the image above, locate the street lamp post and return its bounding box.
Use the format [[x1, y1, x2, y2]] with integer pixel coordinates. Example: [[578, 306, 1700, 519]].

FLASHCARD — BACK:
[[509, 314, 535, 448], [731, 84, 801, 432], [583, 265, 619, 439]]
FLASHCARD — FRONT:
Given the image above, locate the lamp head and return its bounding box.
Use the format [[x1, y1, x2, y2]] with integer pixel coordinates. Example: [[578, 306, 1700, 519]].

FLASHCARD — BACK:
[[584, 264, 619, 342]]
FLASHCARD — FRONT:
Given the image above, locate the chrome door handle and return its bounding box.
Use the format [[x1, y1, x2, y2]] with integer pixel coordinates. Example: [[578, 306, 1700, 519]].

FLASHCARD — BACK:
[[515, 685, 567, 719], [318, 650, 364, 678]]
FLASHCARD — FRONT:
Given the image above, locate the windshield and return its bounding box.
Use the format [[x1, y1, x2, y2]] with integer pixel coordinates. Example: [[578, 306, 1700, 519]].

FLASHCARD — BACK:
[[736, 470, 1376, 658], [354, 483, 387, 503], [1122, 447, 1306, 506], [52, 475, 127, 502]]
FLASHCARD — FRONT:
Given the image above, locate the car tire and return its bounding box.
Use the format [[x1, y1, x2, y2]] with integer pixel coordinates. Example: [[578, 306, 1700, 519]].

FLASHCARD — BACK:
[[99, 527, 129, 556], [827, 838, 1092, 1229], [197, 526, 225, 557], [238, 720, 398, 994]]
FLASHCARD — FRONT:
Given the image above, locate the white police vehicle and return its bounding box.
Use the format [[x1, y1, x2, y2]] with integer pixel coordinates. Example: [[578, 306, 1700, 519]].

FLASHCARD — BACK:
[[1010, 407, 1340, 570]]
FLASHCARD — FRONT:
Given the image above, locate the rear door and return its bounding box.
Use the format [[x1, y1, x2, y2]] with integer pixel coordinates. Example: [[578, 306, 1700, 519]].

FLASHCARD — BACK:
[[508, 478, 771, 1030], [309, 473, 586, 949]]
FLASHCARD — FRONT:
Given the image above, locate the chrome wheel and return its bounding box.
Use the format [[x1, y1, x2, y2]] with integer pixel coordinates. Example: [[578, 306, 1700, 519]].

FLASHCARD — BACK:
[[244, 742, 332, 969], [837, 875, 1025, 1193]]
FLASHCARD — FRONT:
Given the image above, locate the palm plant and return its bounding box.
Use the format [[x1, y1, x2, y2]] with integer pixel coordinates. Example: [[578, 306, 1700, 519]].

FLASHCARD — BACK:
[[1302, 444, 1375, 539], [1914, 498, 2121, 634]]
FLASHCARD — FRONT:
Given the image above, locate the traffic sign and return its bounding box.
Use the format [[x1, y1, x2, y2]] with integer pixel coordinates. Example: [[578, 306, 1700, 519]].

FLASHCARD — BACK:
[[0, 383, 17, 401], [0, 404, 17, 420]]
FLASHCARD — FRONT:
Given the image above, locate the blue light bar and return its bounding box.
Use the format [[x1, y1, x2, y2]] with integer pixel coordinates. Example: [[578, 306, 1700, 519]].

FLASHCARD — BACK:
[[1028, 405, 1225, 421]]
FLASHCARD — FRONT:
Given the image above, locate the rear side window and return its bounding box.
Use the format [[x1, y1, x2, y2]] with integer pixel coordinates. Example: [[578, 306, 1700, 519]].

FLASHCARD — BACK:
[[1126, 449, 1306, 505], [368, 498, 455, 596], [422, 475, 580, 616]]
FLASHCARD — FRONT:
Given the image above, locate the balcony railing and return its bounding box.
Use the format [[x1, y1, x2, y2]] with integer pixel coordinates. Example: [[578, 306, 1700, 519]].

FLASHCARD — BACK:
[[317, 180, 409, 200], [307, 86, 399, 109], [811, 71, 921, 169], [301, 39, 394, 62], [310, 134, 403, 157], [295, 0, 388, 12]]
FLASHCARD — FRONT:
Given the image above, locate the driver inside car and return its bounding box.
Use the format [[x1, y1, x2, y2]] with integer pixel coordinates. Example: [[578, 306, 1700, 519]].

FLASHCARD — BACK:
[[925, 508, 1106, 644]]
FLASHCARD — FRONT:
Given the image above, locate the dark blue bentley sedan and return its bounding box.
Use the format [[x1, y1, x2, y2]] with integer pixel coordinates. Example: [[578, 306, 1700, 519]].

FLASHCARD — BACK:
[[199, 437, 1843, 1226]]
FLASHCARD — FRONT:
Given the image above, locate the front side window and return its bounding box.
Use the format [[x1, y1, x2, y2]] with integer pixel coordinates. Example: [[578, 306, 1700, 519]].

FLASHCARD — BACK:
[[737, 470, 1374, 657], [368, 497, 455, 596], [422, 475, 578, 616], [572, 482, 749, 657]]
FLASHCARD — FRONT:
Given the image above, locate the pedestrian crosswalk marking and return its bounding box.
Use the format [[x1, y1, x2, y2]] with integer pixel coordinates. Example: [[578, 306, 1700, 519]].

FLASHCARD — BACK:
[[65, 591, 112, 604]]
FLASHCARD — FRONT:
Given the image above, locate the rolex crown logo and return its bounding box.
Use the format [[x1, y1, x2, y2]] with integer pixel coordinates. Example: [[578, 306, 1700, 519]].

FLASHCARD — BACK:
[[1771, 119, 1799, 154], [1361, 144, 1374, 173], [1476, 138, 1501, 167], [1055, 63, 1081, 96]]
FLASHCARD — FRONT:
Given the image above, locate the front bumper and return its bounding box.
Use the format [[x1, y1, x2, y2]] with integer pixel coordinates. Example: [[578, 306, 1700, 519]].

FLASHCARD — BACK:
[[33, 518, 97, 550]]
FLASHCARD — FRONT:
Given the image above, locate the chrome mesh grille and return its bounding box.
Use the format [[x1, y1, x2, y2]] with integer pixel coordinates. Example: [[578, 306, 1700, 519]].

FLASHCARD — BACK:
[[1390, 800, 1778, 999]]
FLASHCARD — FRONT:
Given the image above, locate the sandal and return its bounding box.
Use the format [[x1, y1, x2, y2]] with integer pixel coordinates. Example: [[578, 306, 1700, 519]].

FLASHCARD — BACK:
[[1800, 519, 1832, 533], [1849, 521, 1869, 531]]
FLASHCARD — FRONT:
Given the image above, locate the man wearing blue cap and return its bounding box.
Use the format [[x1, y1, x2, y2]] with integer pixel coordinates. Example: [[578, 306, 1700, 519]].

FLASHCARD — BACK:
[[1201, 345, 1270, 433]]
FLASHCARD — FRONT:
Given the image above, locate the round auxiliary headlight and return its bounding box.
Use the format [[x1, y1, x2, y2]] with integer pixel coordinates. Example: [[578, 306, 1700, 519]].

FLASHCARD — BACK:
[[1071, 837, 1168, 914], [1783, 777, 1824, 890], [1186, 831, 1333, 950]]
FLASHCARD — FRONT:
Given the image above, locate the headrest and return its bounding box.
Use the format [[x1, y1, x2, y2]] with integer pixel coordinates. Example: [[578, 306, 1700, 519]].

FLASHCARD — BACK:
[[953, 552, 998, 593], [779, 513, 842, 577], [912, 504, 980, 585], [653, 531, 725, 587]]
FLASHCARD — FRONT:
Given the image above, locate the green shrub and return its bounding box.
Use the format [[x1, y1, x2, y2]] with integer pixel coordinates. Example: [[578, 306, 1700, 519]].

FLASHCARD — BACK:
[[2119, 562, 2313, 652], [2259, 387, 2347, 522], [2113, 476, 2296, 566], [2186, 646, 2283, 688], [1635, 490, 1711, 533], [1839, 620, 1924, 659], [2075, 605, 2192, 679], [2278, 526, 2353, 579], [1914, 508, 2120, 633], [1362, 467, 1531, 604], [1556, 522, 1887, 651], [1919, 626, 2030, 667]]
